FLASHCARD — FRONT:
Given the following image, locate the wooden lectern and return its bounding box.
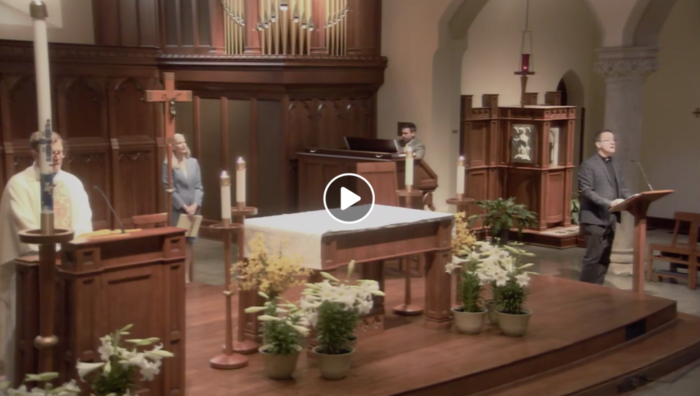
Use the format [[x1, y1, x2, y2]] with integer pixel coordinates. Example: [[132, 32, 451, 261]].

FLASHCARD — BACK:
[[14, 227, 187, 395], [610, 190, 674, 295]]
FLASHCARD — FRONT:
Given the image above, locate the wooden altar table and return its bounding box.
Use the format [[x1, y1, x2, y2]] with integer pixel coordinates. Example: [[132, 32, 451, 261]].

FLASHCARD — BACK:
[[243, 205, 454, 330]]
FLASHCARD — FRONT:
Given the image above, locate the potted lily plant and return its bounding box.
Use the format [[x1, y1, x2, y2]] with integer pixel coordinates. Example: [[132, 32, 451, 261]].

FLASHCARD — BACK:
[[0, 324, 174, 396], [300, 261, 384, 380], [447, 256, 487, 334], [467, 241, 536, 330], [470, 197, 538, 245], [447, 212, 485, 334], [246, 294, 310, 380]]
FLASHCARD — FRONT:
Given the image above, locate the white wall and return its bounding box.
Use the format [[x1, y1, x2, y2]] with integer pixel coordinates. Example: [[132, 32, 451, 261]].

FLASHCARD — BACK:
[[378, 0, 458, 211], [459, 0, 605, 197], [0, 0, 94, 44], [641, 0, 700, 218]]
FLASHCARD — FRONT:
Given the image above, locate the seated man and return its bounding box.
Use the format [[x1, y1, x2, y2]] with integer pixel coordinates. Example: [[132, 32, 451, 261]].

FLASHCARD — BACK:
[[397, 122, 426, 159], [0, 131, 93, 381]]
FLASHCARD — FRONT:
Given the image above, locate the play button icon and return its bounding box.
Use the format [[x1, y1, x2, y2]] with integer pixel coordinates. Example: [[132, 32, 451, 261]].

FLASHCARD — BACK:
[[324, 173, 375, 224], [340, 187, 361, 210]]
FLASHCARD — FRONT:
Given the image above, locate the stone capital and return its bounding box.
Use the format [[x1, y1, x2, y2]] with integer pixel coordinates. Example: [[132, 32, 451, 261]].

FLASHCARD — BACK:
[[594, 46, 659, 79]]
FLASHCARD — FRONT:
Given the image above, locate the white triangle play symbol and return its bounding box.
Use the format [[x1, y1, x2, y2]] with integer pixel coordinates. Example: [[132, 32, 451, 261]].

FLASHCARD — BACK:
[[340, 187, 361, 210]]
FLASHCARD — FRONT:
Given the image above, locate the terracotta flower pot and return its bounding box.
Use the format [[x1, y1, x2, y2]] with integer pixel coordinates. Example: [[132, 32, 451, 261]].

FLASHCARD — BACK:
[[496, 309, 532, 337], [485, 299, 499, 325], [312, 345, 355, 380], [451, 306, 486, 334], [259, 347, 300, 379]]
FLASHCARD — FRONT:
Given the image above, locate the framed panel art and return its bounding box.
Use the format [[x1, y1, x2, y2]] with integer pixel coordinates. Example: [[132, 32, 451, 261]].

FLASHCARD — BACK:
[[511, 124, 536, 164]]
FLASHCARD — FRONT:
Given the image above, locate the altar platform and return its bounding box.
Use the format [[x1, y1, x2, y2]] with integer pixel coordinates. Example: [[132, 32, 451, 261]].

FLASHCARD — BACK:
[[185, 272, 700, 396]]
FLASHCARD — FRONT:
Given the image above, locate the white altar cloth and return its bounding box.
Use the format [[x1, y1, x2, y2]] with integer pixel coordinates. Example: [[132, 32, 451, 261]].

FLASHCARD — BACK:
[[244, 205, 453, 269]]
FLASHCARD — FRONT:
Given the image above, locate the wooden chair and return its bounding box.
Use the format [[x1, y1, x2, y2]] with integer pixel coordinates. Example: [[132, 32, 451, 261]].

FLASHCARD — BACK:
[[131, 213, 168, 229], [647, 212, 700, 289]]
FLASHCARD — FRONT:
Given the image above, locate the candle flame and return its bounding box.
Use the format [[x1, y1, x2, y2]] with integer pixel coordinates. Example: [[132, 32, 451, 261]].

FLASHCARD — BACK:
[[237, 157, 244, 163], [221, 170, 229, 178]]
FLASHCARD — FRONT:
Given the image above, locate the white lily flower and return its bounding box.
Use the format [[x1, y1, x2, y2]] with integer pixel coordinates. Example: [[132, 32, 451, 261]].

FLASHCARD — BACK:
[[76, 361, 106, 381]]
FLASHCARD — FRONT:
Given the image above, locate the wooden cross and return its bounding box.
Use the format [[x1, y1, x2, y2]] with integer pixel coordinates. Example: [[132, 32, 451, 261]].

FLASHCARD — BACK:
[[146, 73, 193, 226], [693, 108, 700, 118]]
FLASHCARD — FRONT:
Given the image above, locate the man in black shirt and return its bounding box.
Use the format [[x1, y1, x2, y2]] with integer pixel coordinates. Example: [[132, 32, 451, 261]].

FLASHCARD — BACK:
[[577, 130, 632, 284]]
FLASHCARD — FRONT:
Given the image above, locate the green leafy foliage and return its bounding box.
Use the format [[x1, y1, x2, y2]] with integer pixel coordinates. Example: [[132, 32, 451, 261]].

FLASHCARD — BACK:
[[458, 262, 483, 313], [315, 300, 357, 355], [262, 300, 302, 356], [90, 358, 138, 396], [570, 197, 580, 225], [470, 197, 538, 244], [497, 278, 529, 315]]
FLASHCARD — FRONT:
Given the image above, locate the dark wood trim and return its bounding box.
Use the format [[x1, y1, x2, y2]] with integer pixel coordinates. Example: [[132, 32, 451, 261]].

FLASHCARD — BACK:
[[249, 97, 259, 208], [281, 94, 290, 213], [220, 96, 229, 172], [578, 107, 586, 165], [192, 0, 200, 47], [192, 95, 201, 158]]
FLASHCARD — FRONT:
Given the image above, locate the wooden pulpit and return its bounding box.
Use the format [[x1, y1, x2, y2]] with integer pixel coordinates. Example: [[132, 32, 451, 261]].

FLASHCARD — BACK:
[[611, 190, 674, 295], [14, 227, 187, 395]]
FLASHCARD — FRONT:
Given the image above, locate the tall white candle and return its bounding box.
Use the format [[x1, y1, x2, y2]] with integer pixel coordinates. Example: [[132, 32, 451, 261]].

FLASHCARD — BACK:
[[405, 146, 414, 190], [236, 157, 246, 206], [457, 156, 465, 196], [221, 171, 231, 220], [31, 1, 51, 132]]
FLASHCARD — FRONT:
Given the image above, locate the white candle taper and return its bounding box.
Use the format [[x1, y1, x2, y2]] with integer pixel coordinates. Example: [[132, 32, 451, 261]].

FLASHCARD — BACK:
[[31, 1, 51, 133], [221, 171, 231, 222], [457, 155, 465, 198], [236, 157, 246, 208], [405, 146, 414, 192]]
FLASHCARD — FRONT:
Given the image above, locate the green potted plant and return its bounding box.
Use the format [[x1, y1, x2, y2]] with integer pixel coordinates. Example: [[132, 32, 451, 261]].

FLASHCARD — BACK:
[[447, 258, 486, 334], [570, 196, 580, 225], [300, 261, 384, 380], [247, 294, 309, 380], [470, 197, 538, 245]]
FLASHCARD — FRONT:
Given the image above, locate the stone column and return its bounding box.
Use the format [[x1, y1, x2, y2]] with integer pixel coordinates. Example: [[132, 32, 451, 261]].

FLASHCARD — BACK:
[[593, 47, 658, 274]]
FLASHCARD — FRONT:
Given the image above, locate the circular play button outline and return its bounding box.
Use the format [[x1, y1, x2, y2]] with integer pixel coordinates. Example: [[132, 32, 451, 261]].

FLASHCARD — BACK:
[[323, 173, 375, 224]]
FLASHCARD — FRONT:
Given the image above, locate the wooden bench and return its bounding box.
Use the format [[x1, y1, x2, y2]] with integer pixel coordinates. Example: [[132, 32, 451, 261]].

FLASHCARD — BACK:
[[647, 212, 700, 289]]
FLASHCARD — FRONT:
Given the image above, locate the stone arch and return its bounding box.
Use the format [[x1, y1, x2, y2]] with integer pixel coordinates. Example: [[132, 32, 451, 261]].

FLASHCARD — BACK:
[[628, 0, 679, 47]]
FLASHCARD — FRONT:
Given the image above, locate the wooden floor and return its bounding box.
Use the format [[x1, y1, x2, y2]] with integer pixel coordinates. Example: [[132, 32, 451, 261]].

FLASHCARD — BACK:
[[185, 271, 700, 396]]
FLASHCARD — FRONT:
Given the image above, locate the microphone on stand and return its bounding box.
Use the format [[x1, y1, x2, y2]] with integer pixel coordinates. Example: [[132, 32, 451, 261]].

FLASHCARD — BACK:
[[630, 159, 654, 191], [93, 186, 125, 233]]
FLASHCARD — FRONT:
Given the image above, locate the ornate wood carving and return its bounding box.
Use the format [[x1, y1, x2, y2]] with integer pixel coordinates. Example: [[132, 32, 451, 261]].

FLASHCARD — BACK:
[[461, 93, 576, 232]]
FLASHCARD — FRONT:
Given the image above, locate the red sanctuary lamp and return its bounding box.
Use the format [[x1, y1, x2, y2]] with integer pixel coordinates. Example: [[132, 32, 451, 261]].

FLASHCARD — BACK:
[[515, 3, 534, 108]]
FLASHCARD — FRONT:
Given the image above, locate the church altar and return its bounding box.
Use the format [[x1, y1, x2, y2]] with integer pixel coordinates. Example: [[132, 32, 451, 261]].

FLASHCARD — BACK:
[[244, 205, 455, 331]]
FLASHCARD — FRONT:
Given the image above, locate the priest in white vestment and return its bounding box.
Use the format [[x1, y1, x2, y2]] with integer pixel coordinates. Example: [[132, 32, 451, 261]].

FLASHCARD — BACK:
[[0, 132, 93, 381]]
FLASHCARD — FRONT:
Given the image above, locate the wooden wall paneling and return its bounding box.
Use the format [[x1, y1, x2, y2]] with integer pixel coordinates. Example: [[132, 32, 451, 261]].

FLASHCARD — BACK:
[[1, 75, 15, 186], [344, 98, 372, 139], [208, 0, 225, 53], [311, 0, 327, 53], [244, 0, 262, 54], [545, 171, 564, 225], [68, 150, 110, 230], [93, 0, 160, 47], [288, 99, 315, 159], [0, 144, 4, 197], [317, 99, 344, 149], [7, 76, 39, 142], [192, 96, 202, 158], [117, 148, 158, 226], [347, 0, 381, 56], [92, 0, 120, 46], [220, 96, 229, 172], [540, 121, 550, 169], [249, 97, 259, 208], [281, 94, 291, 213]]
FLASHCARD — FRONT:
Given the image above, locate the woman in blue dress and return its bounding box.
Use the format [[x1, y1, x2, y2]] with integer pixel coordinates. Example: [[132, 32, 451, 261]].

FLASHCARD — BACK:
[[164, 133, 203, 283]]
